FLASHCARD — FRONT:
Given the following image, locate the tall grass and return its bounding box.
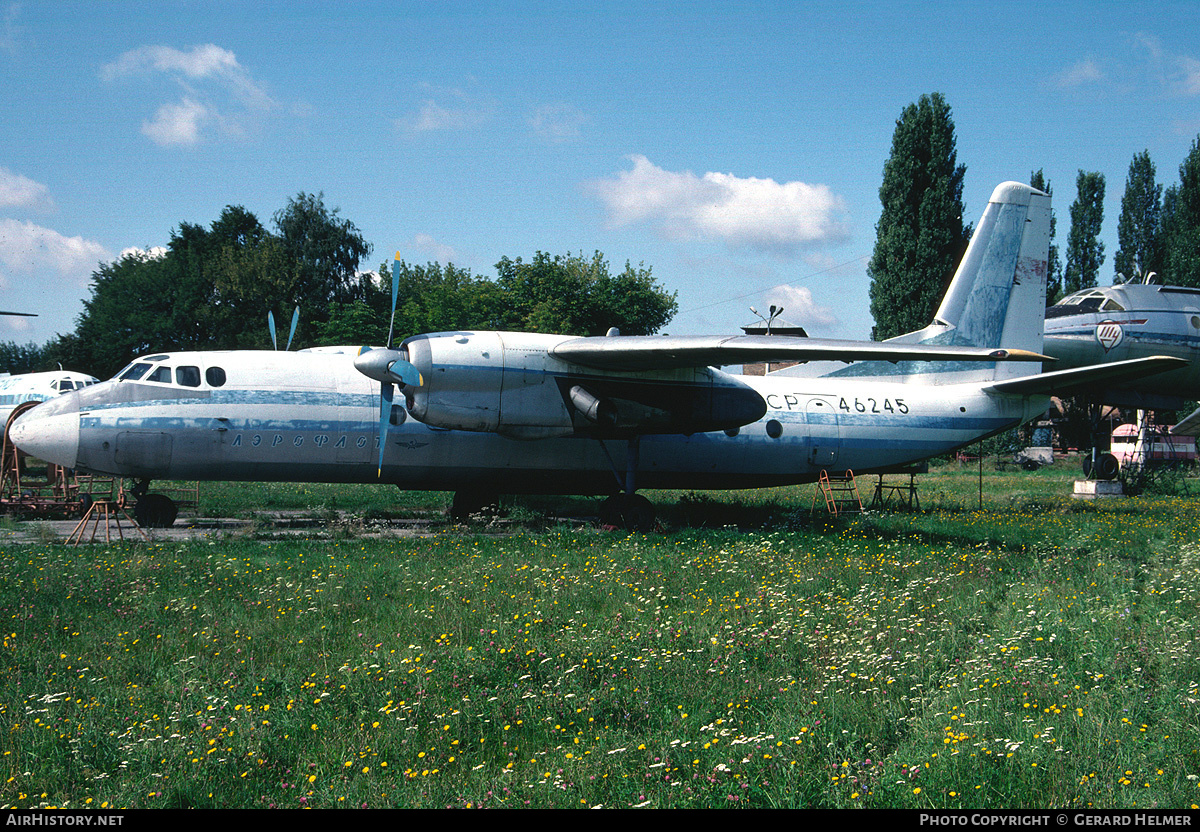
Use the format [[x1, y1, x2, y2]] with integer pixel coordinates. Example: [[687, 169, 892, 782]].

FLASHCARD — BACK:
[[2, 463, 1199, 808]]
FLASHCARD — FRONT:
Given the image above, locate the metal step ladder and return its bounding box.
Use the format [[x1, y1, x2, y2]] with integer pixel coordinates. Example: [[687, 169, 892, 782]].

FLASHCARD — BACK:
[[811, 469, 863, 517]]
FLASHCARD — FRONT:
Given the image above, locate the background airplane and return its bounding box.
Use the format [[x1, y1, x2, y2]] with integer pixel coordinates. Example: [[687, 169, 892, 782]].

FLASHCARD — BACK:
[[9, 182, 1183, 528], [0, 370, 99, 428], [1043, 276, 1200, 410]]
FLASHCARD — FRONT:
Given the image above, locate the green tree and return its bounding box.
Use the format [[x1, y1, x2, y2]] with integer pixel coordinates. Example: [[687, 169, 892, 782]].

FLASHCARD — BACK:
[[273, 192, 373, 324], [68, 195, 376, 376], [868, 92, 971, 340], [1162, 137, 1200, 286], [1063, 171, 1106, 296], [73, 249, 189, 377], [1030, 170, 1062, 304], [1114, 150, 1163, 283], [494, 251, 677, 336], [314, 260, 505, 346], [0, 341, 45, 374]]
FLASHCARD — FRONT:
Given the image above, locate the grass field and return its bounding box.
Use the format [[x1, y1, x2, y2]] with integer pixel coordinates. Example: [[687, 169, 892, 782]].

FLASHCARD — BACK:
[[1, 459, 1198, 809]]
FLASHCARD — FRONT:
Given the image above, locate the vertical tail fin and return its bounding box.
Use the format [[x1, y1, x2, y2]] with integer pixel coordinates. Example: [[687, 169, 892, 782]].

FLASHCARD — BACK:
[[885, 181, 1051, 382]]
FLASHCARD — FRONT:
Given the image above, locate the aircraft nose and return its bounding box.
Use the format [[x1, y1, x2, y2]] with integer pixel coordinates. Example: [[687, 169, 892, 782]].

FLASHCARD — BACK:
[[9, 396, 80, 469]]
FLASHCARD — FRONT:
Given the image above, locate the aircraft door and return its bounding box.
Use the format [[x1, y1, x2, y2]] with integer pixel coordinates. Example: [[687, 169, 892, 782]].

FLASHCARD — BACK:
[[805, 398, 841, 469], [114, 431, 174, 478]]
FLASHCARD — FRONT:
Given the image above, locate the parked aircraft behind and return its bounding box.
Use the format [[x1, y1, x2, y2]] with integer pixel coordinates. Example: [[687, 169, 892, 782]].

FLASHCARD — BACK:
[[1, 370, 99, 428], [1043, 279, 1200, 410], [8, 182, 1184, 528]]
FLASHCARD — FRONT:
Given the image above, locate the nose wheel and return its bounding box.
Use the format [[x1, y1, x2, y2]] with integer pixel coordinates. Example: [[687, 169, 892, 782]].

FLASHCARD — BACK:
[[126, 481, 178, 528]]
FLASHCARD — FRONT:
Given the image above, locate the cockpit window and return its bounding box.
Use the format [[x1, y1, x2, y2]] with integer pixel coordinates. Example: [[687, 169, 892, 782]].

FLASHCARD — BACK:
[[1046, 288, 1120, 319], [206, 366, 227, 387], [117, 363, 152, 381], [146, 366, 172, 383], [176, 366, 201, 388]]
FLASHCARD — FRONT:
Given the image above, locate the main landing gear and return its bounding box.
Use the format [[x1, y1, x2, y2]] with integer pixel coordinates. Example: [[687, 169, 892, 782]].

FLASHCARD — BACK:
[[447, 437, 658, 532], [596, 435, 656, 532]]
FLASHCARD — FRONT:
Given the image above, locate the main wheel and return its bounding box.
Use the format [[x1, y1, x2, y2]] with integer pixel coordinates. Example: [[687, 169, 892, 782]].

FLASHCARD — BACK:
[[1082, 452, 1119, 481], [598, 493, 656, 532]]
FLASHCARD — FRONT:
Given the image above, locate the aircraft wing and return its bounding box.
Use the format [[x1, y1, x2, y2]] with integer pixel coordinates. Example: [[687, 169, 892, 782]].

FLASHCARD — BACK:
[[984, 356, 1188, 397], [549, 334, 1051, 372]]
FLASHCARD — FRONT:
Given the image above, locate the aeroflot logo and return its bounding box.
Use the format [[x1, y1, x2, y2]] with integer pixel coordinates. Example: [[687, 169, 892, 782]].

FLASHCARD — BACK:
[[1095, 321, 1124, 353]]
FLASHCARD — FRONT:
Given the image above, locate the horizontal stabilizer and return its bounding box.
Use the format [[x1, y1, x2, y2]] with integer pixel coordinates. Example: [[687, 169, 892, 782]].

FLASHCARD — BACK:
[[984, 356, 1187, 397], [551, 334, 1050, 372], [1172, 405, 1200, 437]]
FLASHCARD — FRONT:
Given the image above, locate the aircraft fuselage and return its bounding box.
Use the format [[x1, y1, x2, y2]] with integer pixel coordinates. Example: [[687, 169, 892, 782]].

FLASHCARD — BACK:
[[12, 347, 1043, 494], [1043, 284, 1200, 406]]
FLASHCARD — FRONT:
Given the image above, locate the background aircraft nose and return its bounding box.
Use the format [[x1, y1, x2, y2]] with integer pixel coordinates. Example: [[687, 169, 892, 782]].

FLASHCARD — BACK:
[[9, 399, 80, 469]]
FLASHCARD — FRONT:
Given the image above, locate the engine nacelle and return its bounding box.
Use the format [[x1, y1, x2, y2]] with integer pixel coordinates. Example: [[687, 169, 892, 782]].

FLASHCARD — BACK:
[[402, 332, 575, 439], [402, 331, 767, 439]]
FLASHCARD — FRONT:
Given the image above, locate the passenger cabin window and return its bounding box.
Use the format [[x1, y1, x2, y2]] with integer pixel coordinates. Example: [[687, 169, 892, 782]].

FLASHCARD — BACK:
[[176, 366, 201, 387], [206, 367, 227, 387]]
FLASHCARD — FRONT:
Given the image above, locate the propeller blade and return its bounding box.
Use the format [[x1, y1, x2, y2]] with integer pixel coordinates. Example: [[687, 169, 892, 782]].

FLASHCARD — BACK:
[[376, 382, 394, 477], [286, 306, 300, 351], [268, 310, 278, 350], [387, 253, 401, 349], [371, 253, 410, 478]]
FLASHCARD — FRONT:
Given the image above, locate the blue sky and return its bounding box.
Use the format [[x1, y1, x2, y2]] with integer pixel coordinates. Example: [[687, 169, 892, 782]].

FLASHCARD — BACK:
[[2, 1, 1199, 358]]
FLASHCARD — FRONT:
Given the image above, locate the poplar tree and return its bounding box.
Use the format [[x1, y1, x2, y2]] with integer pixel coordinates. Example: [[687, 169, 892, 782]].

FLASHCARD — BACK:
[[1030, 170, 1061, 304], [1114, 150, 1163, 283], [1063, 171, 1106, 295], [868, 93, 970, 340], [1163, 137, 1200, 286]]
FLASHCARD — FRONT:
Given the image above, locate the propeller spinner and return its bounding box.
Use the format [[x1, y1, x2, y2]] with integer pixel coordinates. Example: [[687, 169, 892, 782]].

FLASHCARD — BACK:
[[353, 253, 422, 476]]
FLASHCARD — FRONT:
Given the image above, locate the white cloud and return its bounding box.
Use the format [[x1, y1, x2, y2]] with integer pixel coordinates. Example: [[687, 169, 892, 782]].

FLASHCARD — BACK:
[[141, 97, 210, 147], [411, 100, 472, 132], [119, 245, 167, 261], [1131, 34, 1200, 97], [0, 166, 53, 212], [101, 43, 276, 146], [0, 218, 110, 282], [588, 155, 849, 254], [1053, 59, 1104, 89], [101, 44, 272, 107], [1, 3, 22, 55], [410, 233, 460, 263], [1180, 56, 1200, 96], [761, 284, 837, 329], [529, 103, 587, 143], [400, 83, 493, 134]]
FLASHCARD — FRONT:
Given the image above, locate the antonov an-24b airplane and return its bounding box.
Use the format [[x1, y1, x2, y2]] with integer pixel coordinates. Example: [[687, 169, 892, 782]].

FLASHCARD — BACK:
[[9, 182, 1185, 528]]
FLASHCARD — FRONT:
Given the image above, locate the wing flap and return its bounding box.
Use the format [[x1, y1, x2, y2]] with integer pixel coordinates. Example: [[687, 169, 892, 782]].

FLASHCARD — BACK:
[[550, 334, 1050, 372]]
